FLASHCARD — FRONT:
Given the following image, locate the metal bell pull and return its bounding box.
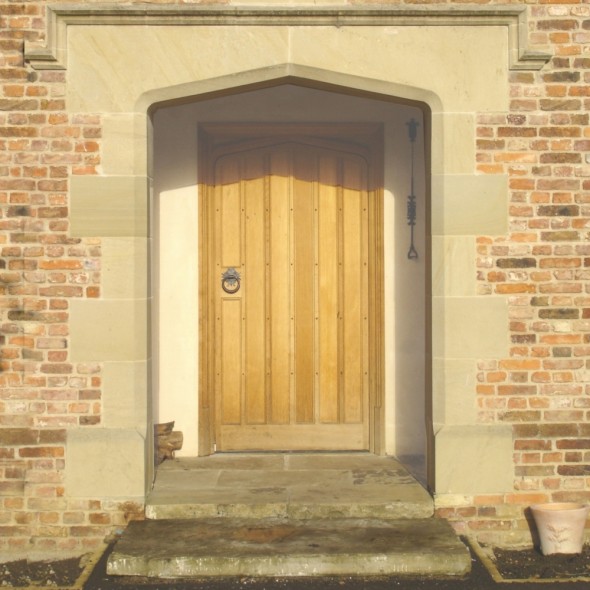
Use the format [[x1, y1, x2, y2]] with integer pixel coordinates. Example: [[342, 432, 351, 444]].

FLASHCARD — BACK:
[[406, 118, 419, 260], [221, 267, 241, 294]]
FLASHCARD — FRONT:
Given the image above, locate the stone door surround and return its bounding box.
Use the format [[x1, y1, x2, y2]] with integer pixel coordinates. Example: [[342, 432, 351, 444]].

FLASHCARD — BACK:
[[24, 4, 550, 500]]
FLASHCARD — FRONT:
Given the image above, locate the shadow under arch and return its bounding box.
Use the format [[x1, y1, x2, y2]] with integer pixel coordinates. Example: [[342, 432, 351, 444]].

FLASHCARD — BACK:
[[145, 65, 436, 493]]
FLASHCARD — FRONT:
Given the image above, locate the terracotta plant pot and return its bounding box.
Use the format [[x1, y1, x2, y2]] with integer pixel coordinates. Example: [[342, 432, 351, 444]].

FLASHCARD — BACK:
[[530, 502, 590, 555]]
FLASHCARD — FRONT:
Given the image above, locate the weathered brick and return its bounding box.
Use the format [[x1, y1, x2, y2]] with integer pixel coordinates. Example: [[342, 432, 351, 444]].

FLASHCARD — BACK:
[[38, 430, 66, 444], [0, 481, 25, 496], [537, 205, 580, 217], [556, 439, 590, 449], [538, 308, 579, 319], [497, 127, 537, 137], [497, 258, 536, 268], [538, 424, 579, 437], [0, 429, 39, 445], [515, 465, 555, 477], [543, 71, 581, 83], [539, 126, 581, 137], [18, 447, 64, 458], [557, 465, 590, 476], [537, 19, 578, 31], [540, 153, 582, 164], [539, 257, 581, 268]]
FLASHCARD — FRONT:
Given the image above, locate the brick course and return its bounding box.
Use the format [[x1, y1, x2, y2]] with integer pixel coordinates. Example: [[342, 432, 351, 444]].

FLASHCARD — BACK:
[[1, 0, 590, 553]]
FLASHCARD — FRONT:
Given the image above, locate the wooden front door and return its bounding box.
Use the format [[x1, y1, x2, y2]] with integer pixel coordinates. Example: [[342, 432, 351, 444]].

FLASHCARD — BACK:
[[200, 125, 383, 452]]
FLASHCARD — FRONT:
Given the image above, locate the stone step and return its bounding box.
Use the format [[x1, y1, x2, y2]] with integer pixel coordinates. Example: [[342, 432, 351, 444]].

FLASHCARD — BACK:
[[146, 496, 433, 520], [107, 517, 471, 578], [145, 454, 434, 520]]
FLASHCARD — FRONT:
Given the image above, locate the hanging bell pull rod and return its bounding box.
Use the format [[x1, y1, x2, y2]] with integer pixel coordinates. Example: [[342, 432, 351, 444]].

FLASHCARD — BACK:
[[406, 118, 419, 260]]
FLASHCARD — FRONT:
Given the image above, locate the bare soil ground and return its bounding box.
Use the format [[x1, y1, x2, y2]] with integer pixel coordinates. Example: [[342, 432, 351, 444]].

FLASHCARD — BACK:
[[0, 556, 84, 587], [492, 544, 590, 580], [2, 542, 590, 589]]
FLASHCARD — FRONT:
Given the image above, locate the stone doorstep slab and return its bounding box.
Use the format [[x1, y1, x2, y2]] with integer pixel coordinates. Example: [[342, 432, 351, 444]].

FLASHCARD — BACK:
[[146, 500, 433, 520], [107, 517, 471, 578]]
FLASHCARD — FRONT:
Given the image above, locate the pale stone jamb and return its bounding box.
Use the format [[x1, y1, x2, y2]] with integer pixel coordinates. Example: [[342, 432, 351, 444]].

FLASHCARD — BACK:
[[102, 361, 148, 431], [432, 358, 478, 426], [102, 113, 149, 176], [431, 113, 476, 176], [431, 236, 477, 298], [102, 238, 149, 300]]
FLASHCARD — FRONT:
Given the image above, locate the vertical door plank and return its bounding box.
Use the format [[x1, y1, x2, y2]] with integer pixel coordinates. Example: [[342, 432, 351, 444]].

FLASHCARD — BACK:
[[218, 157, 242, 268], [293, 150, 316, 424], [216, 155, 243, 427], [318, 155, 339, 424], [342, 157, 365, 424], [269, 150, 292, 424], [220, 298, 242, 424], [243, 154, 266, 424]]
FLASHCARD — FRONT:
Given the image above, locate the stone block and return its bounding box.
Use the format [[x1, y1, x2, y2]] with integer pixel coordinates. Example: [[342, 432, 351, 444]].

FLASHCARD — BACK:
[[435, 425, 514, 494], [70, 176, 149, 238], [431, 174, 508, 236], [67, 21, 507, 114], [65, 429, 146, 498], [102, 113, 148, 176], [70, 299, 148, 362], [432, 296, 509, 359]]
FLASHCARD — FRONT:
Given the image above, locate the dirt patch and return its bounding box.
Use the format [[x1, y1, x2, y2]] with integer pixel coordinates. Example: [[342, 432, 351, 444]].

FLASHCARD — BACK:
[[0, 556, 84, 587], [6, 541, 590, 589], [492, 544, 590, 580]]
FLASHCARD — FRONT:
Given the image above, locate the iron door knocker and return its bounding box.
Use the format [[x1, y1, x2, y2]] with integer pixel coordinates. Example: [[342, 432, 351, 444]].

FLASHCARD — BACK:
[[221, 267, 241, 294]]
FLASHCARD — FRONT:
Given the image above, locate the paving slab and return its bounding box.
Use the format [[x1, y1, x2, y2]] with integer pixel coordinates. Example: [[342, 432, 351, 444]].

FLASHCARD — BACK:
[[107, 517, 471, 578], [146, 453, 433, 520]]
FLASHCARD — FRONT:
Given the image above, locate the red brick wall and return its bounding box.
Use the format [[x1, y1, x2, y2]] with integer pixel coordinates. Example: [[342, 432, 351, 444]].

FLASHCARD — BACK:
[[447, 4, 590, 542], [1, 0, 589, 553], [0, 1, 134, 555]]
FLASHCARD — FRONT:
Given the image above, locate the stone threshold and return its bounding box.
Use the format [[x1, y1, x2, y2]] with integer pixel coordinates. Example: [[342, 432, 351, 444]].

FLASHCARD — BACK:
[[107, 517, 471, 578]]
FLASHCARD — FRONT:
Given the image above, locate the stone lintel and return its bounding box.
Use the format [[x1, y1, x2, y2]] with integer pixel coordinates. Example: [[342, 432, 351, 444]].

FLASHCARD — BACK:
[[25, 5, 550, 71]]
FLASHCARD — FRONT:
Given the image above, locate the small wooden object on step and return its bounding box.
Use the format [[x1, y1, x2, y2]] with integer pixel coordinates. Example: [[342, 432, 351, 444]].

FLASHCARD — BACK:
[[155, 421, 183, 464]]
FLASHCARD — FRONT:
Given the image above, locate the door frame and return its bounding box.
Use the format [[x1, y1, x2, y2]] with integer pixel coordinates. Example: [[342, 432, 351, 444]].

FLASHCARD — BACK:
[[198, 123, 385, 455]]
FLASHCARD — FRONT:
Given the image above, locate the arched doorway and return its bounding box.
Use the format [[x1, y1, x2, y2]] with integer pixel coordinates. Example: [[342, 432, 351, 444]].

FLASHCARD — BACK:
[[152, 82, 430, 485]]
